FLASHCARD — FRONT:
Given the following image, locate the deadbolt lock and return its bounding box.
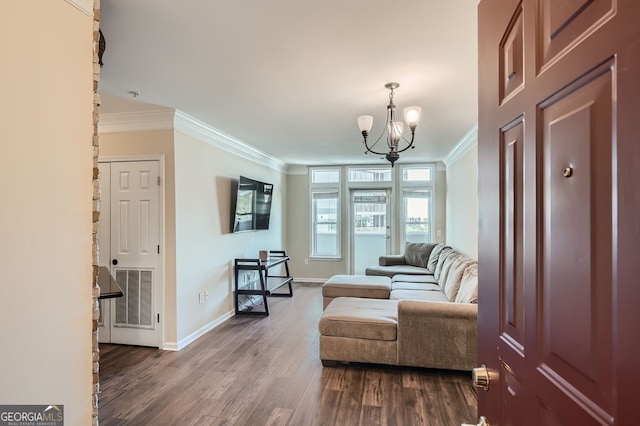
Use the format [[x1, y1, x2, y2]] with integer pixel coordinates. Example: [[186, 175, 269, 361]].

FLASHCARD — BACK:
[[472, 365, 490, 391]]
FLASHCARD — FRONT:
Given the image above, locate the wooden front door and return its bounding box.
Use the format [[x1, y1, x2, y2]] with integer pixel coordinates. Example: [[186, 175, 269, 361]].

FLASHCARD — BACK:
[[477, 0, 640, 424]]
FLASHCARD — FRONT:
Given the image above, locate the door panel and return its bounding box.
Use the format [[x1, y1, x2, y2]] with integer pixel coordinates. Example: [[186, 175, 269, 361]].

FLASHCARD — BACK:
[[478, 0, 640, 424], [538, 60, 614, 419], [538, 0, 615, 70], [100, 160, 161, 347], [351, 190, 390, 275], [500, 118, 525, 357], [499, 3, 524, 103]]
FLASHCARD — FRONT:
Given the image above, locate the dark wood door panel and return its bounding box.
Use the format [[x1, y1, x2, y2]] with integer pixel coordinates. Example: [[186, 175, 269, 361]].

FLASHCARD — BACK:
[[537, 0, 615, 72], [501, 361, 525, 426], [538, 59, 614, 419], [500, 118, 526, 357], [500, 3, 525, 104]]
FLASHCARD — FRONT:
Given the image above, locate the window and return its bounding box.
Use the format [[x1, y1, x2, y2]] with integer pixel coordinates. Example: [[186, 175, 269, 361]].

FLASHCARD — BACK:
[[402, 189, 432, 243], [310, 167, 341, 258], [400, 165, 434, 245], [311, 168, 339, 184], [402, 166, 432, 182], [348, 167, 392, 182], [311, 191, 339, 257]]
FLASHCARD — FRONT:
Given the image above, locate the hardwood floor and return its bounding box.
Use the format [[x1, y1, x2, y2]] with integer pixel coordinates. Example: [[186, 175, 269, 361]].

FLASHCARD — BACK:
[[99, 283, 477, 425]]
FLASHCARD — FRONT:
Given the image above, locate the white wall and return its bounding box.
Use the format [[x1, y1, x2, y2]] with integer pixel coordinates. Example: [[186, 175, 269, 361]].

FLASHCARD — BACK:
[[173, 131, 285, 345], [446, 144, 479, 259], [0, 2, 94, 423], [100, 126, 286, 349]]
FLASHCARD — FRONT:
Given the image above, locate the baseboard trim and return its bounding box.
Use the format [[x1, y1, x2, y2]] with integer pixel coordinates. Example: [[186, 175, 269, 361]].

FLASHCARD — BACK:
[[163, 309, 235, 351]]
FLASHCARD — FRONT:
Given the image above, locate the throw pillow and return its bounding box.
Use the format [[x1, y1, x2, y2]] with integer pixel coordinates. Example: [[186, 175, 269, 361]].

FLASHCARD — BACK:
[[403, 242, 437, 268], [455, 263, 479, 304], [427, 243, 447, 272], [433, 246, 454, 280]]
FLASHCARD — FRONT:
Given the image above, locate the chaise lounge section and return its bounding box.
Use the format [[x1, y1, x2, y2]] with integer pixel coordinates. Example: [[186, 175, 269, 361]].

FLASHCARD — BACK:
[[318, 243, 478, 371]]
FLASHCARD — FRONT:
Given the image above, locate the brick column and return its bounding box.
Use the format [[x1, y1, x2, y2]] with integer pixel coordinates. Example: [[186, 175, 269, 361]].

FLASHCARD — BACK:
[[91, 0, 101, 424]]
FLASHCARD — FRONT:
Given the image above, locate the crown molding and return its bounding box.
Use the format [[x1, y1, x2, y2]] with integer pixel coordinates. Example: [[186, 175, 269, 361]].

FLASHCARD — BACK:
[[173, 111, 287, 173], [98, 110, 176, 134], [98, 109, 286, 173], [444, 124, 478, 168]]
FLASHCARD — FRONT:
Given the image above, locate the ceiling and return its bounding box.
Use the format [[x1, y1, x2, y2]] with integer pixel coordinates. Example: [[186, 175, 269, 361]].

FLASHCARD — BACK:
[[98, 1, 478, 167]]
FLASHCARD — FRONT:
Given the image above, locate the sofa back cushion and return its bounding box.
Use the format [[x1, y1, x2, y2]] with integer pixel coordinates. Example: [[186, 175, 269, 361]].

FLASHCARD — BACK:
[[455, 263, 479, 304], [427, 243, 447, 272], [433, 246, 454, 280], [441, 257, 473, 301], [403, 242, 437, 268]]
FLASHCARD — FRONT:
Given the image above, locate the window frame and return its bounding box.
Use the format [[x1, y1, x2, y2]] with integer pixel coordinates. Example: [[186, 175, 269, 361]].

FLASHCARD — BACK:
[[397, 164, 435, 247], [309, 167, 342, 260]]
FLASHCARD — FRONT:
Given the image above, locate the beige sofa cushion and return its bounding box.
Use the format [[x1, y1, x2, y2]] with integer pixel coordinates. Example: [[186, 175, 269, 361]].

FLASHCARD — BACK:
[[455, 264, 479, 304], [433, 247, 455, 280], [437, 251, 463, 284], [427, 243, 448, 273], [442, 259, 474, 301], [392, 274, 438, 284], [322, 275, 391, 299], [389, 289, 450, 302], [365, 264, 433, 277], [391, 281, 441, 291], [319, 297, 398, 341]]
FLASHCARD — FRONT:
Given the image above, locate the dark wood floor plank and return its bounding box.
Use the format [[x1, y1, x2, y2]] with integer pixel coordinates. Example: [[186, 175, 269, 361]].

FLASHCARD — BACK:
[[99, 283, 477, 425]]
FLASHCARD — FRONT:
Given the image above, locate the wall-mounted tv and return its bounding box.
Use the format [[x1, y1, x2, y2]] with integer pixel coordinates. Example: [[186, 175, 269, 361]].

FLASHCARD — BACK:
[[231, 176, 274, 232]]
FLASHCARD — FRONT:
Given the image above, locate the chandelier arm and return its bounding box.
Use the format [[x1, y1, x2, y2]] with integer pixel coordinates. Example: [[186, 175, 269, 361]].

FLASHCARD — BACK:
[[395, 130, 416, 154], [362, 128, 389, 156]]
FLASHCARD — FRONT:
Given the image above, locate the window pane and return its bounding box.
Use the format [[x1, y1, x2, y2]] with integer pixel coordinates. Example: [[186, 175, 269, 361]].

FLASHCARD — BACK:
[[354, 191, 388, 233], [311, 168, 340, 184], [403, 189, 431, 243], [312, 191, 339, 256], [348, 167, 392, 182], [402, 167, 432, 182]]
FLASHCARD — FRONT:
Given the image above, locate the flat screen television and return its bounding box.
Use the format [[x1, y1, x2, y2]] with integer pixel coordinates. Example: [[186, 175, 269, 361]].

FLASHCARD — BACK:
[[231, 176, 273, 232]]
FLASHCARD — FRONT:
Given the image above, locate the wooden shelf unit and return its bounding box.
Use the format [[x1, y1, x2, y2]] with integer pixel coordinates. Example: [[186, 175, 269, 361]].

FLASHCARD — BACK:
[[234, 250, 293, 315]]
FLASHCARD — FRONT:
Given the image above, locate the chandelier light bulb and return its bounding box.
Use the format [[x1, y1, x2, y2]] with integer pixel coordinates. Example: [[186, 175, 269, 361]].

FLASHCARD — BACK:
[[404, 106, 421, 128], [357, 115, 374, 133], [388, 121, 403, 145]]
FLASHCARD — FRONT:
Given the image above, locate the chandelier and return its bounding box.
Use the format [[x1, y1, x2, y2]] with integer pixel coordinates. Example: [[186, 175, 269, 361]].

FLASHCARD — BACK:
[[357, 82, 421, 166]]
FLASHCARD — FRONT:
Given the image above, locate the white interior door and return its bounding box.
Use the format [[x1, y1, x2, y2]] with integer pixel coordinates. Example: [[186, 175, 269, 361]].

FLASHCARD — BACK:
[[99, 160, 161, 348], [351, 189, 391, 274]]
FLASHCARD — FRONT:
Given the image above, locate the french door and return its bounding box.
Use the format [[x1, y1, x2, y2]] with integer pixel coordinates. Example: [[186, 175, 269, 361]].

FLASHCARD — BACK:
[[98, 160, 162, 348], [350, 189, 391, 274]]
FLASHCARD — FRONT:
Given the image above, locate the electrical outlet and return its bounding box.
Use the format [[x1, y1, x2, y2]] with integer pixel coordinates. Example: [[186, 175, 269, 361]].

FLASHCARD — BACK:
[[304, 258, 309, 265], [198, 291, 204, 304]]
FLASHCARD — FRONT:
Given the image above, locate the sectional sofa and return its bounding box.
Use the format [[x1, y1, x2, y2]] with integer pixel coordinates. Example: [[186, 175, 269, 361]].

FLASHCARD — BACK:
[[318, 242, 478, 371]]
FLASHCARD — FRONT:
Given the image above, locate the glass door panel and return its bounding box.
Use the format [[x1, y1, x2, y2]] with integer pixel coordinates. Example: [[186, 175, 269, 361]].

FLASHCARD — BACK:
[[351, 190, 390, 274]]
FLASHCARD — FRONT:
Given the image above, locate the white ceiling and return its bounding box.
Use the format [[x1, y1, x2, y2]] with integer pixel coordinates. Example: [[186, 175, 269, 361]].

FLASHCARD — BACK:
[[98, 0, 478, 166]]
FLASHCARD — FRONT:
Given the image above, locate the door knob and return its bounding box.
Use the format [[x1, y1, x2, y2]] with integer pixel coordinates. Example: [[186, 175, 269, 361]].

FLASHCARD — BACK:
[[462, 416, 490, 426], [472, 365, 490, 390], [112, 259, 118, 265]]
